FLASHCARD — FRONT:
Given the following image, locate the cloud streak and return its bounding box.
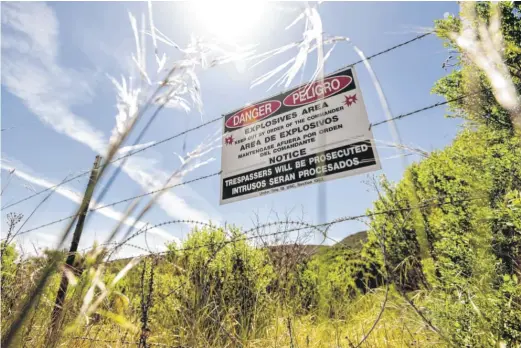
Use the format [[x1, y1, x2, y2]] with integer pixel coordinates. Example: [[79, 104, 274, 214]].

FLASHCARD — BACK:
[[0, 161, 175, 242], [1, 2, 219, 225]]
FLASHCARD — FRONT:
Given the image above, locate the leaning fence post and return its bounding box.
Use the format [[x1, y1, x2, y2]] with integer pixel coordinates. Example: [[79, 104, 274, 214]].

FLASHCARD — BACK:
[[47, 155, 102, 341]]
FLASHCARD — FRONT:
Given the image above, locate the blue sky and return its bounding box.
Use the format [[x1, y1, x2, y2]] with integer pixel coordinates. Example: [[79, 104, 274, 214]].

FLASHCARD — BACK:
[[1, 1, 463, 257]]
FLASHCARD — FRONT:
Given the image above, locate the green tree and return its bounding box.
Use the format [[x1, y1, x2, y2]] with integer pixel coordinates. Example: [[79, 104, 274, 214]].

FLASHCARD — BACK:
[[433, 2, 521, 132]]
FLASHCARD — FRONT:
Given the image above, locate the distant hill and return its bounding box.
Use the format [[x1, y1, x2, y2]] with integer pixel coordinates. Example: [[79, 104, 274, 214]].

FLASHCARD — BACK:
[[335, 230, 367, 250], [109, 231, 368, 265]]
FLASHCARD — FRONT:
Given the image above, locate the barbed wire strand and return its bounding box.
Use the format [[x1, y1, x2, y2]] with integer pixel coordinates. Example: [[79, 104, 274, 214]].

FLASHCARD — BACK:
[[350, 32, 433, 67], [369, 94, 468, 129], [2, 32, 433, 211], [14, 172, 221, 236], [94, 194, 487, 261]]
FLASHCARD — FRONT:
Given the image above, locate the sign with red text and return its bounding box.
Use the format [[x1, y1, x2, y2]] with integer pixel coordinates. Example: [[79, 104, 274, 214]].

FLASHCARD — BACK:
[[220, 66, 380, 204]]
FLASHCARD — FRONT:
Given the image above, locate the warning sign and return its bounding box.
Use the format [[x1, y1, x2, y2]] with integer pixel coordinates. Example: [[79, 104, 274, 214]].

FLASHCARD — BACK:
[[220, 66, 380, 204]]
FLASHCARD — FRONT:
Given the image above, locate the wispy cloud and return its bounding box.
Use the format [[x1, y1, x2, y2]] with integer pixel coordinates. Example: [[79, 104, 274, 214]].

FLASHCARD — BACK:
[[1, 3, 220, 225], [0, 160, 175, 242]]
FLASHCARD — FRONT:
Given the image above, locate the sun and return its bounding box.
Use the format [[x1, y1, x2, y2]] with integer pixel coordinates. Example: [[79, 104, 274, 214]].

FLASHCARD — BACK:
[[189, 0, 266, 43]]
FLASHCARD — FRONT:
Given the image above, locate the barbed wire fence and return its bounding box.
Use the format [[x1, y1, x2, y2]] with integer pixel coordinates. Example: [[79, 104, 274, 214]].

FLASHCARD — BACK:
[[5, 160, 486, 346], [1, 27, 486, 348], [8, 92, 474, 240], [2, 29, 474, 269]]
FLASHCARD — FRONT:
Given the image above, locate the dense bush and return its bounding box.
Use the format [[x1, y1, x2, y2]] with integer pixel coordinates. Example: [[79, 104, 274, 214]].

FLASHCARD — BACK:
[[295, 245, 382, 318], [151, 226, 274, 345], [363, 126, 521, 346]]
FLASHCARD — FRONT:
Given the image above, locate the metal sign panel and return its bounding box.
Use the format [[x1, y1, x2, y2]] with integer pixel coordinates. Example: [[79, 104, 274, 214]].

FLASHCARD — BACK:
[[220, 66, 380, 204]]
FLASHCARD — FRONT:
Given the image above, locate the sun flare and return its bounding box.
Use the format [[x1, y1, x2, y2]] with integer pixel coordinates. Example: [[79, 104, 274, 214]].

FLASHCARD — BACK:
[[190, 0, 266, 43]]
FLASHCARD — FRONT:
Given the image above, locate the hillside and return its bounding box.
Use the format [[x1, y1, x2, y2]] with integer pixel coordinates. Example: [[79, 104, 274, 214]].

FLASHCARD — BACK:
[[336, 230, 367, 250]]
